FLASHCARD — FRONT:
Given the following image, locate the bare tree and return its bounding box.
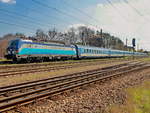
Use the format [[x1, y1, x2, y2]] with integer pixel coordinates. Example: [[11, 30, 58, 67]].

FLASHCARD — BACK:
[[36, 29, 48, 41], [67, 27, 77, 44], [78, 26, 95, 45], [47, 28, 57, 40]]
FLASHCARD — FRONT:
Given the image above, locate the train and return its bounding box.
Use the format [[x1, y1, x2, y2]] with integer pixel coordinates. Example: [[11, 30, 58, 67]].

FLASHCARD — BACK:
[[5, 38, 146, 62]]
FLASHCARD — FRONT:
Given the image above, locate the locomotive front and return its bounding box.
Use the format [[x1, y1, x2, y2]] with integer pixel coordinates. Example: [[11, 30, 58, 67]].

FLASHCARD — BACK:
[[5, 39, 20, 60]]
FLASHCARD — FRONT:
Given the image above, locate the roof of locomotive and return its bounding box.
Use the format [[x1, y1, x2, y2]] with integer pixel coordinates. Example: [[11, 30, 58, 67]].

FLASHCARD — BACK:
[[14, 38, 75, 48]]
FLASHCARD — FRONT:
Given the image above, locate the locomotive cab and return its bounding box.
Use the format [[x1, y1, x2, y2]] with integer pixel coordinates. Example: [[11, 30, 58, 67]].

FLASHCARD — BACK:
[[5, 39, 20, 60]]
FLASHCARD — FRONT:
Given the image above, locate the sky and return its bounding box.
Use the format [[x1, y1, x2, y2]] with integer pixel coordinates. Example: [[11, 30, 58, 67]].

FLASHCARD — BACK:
[[0, 0, 150, 50]]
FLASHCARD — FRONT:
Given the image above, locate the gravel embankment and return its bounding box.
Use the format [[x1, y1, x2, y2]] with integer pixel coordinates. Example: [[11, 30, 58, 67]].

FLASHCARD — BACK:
[[9, 67, 150, 113]]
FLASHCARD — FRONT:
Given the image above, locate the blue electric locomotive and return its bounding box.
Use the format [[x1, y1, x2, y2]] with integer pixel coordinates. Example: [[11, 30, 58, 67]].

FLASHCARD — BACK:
[[5, 38, 77, 62]]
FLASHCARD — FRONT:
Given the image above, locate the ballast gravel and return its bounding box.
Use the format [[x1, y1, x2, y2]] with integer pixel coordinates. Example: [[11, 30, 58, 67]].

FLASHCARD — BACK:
[[11, 68, 150, 113]]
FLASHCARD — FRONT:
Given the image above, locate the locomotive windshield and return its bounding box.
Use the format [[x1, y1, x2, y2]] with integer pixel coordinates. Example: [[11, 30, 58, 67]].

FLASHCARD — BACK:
[[8, 40, 19, 49]]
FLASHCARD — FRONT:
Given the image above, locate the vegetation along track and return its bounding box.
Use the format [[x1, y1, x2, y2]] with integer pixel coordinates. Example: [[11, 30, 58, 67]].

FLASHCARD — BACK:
[[0, 59, 131, 77], [0, 61, 149, 112]]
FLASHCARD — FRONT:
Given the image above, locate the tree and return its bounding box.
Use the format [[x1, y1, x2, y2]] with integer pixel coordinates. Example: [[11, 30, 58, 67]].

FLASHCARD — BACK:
[[47, 28, 57, 40], [15, 33, 25, 38], [36, 29, 48, 41], [67, 27, 77, 44]]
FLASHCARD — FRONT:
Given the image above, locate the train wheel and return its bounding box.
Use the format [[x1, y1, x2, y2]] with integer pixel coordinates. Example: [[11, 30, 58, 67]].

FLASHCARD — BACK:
[[26, 57, 32, 63], [13, 58, 21, 64]]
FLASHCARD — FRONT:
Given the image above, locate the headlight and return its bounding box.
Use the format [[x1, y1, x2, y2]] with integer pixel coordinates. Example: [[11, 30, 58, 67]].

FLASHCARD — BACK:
[[8, 51, 10, 54]]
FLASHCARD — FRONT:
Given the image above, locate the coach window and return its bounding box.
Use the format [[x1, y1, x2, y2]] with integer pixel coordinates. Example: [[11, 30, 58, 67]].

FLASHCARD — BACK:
[[86, 49, 88, 53]]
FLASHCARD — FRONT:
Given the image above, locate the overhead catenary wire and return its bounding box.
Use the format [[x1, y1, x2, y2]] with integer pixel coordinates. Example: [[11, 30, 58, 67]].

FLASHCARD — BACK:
[[0, 0, 103, 35], [120, 0, 148, 41], [31, 0, 97, 27], [102, 0, 143, 48], [104, 0, 130, 22], [121, 0, 150, 23], [0, 20, 36, 31], [0, 0, 100, 37], [60, 0, 101, 25], [0, 7, 76, 33], [0, 9, 53, 29], [15, 4, 74, 25], [0, 8, 57, 28], [122, 0, 143, 16]]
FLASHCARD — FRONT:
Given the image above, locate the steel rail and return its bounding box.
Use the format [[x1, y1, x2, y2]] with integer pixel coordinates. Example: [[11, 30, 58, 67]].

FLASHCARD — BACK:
[[0, 62, 130, 90], [0, 59, 128, 72], [0, 62, 148, 112], [0, 60, 132, 77], [0, 63, 144, 103], [0, 62, 137, 95], [0, 58, 125, 70], [0, 62, 99, 77]]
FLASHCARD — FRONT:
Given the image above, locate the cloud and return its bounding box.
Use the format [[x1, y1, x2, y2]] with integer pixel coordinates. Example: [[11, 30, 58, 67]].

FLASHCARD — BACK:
[[0, 0, 16, 4], [90, 0, 150, 50]]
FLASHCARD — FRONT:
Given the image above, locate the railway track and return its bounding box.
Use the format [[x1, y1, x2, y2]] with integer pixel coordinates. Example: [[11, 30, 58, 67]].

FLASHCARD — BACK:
[[0, 59, 131, 77], [0, 58, 126, 69], [0, 61, 149, 112]]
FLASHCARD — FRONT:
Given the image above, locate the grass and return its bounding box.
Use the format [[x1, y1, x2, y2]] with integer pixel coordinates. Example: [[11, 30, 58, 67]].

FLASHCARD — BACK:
[[0, 58, 8, 61], [107, 80, 150, 113], [141, 57, 150, 62]]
